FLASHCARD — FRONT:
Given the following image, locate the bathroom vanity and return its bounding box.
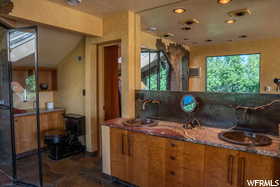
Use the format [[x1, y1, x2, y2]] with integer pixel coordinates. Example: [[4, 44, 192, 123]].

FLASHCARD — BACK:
[[101, 119, 280, 187]]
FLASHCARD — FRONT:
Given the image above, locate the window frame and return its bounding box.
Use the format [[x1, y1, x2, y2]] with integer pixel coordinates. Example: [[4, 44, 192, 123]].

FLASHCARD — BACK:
[[141, 48, 170, 90], [205, 53, 261, 93]]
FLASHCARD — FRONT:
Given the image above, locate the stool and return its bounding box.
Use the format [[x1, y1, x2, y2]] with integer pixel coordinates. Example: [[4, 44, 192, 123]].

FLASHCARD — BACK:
[[44, 130, 66, 160]]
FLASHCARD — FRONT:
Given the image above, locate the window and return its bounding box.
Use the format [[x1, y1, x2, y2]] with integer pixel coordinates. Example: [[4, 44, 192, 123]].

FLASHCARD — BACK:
[[141, 49, 170, 90], [206, 54, 260, 93]]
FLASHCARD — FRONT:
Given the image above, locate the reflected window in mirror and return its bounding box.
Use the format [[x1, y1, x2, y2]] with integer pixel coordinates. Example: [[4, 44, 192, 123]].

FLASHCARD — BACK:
[[206, 54, 260, 93], [141, 49, 170, 90]]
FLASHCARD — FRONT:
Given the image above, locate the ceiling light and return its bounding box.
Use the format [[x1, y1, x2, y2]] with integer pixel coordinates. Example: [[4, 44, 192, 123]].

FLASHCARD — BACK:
[[228, 8, 251, 17], [239, 35, 248, 38], [225, 19, 236, 24], [217, 0, 232, 5], [181, 27, 191, 31], [163, 33, 175, 38], [185, 19, 200, 25], [67, 0, 82, 6], [173, 8, 186, 14], [147, 26, 157, 32]]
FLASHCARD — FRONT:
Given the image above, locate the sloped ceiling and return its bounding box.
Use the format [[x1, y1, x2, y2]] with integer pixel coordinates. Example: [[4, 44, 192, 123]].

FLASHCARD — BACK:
[[14, 25, 83, 67], [37, 26, 83, 67]]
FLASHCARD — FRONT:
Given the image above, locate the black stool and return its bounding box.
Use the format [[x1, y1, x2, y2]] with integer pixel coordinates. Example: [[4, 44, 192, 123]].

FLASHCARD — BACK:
[[44, 130, 67, 160]]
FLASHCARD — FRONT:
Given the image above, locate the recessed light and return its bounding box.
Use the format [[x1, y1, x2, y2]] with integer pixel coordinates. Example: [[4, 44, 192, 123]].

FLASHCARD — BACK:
[[181, 27, 191, 31], [173, 8, 186, 14], [225, 19, 236, 24], [217, 0, 232, 5], [205, 39, 213, 42], [163, 33, 175, 38], [239, 35, 247, 38], [228, 8, 251, 17], [147, 26, 157, 32], [67, 0, 82, 6], [185, 19, 200, 25]]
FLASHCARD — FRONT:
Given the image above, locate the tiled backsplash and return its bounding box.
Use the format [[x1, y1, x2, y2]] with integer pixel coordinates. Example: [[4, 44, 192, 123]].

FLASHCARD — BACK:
[[135, 90, 280, 135], [13, 91, 55, 109]]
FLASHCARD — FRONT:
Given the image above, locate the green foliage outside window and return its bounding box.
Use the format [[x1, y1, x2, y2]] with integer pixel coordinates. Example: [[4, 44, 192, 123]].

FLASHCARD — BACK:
[[206, 54, 260, 93]]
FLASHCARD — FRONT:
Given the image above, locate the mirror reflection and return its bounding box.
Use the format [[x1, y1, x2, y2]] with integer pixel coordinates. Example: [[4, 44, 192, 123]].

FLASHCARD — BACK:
[[139, 0, 280, 94], [181, 95, 197, 113]]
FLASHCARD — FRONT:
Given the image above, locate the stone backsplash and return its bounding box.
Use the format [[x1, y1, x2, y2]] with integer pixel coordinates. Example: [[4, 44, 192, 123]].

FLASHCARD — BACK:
[[135, 90, 280, 135]]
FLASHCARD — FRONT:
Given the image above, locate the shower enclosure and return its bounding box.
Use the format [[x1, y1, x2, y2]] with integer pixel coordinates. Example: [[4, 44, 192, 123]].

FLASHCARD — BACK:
[[0, 24, 43, 186]]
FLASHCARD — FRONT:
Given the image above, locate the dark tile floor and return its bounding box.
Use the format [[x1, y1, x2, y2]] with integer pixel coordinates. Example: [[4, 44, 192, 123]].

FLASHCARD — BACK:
[[1, 153, 127, 187]]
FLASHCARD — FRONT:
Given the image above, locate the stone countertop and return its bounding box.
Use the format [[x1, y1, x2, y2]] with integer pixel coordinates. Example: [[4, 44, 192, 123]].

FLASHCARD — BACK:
[[14, 107, 65, 117], [102, 118, 280, 159]]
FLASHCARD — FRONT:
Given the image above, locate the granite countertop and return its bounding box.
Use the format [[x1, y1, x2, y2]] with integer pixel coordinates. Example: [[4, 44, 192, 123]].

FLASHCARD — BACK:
[[102, 118, 280, 159], [14, 107, 65, 117]]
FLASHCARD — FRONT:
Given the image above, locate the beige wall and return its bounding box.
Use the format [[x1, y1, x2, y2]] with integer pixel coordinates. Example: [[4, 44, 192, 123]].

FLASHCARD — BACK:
[[189, 38, 280, 93], [85, 11, 141, 152], [55, 39, 85, 115], [8, 0, 103, 37]]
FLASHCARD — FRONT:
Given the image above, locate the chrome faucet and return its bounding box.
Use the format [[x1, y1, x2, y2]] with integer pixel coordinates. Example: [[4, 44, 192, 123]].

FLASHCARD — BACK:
[[142, 99, 161, 111]]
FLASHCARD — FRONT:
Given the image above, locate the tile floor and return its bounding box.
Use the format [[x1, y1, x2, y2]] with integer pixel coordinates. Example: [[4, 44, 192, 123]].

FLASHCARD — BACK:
[[1, 153, 128, 187]]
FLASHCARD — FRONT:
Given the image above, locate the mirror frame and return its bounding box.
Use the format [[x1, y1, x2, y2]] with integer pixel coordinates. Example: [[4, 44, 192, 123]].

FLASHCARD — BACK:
[[180, 94, 198, 113]]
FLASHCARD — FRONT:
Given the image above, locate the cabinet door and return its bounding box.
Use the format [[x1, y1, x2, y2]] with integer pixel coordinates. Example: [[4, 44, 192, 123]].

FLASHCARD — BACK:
[[183, 142, 205, 187], [110, 128, 129, 182], [147, 135, 166, 187], [204, 146, 239, 187], [127, 131, 149, 187], [239, 152, 280, 187], [15, 115, 37, 154]]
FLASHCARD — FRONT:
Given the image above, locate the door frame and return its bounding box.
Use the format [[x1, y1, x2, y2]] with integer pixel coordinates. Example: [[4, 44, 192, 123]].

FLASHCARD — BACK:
[[97, 41, 121, 155]]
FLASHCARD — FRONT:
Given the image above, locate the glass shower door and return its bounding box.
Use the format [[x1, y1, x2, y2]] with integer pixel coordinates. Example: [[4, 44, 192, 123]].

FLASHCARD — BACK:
[[8, 26, 42, 186], [0, 25, 15, 181]]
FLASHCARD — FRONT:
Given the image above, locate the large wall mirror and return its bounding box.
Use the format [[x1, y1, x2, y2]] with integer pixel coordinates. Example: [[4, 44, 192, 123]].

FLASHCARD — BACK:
[[138, 0, 280, 94]]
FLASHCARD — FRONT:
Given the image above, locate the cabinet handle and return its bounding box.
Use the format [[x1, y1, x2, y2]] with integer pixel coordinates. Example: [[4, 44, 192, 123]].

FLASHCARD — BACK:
[[121, 134, 125, 155], [170, 156, 176, 160], [128, 135, 133, 157], [169, 171, 176, 176], [238, 157, 246, 187], [227, 155, 234, 185], [170, 143, 176, 147]]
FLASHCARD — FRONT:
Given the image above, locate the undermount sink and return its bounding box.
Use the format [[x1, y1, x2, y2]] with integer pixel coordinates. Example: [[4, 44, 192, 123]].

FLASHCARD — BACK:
[[218, 130, 272, 146], [123, 118, 158, 127]]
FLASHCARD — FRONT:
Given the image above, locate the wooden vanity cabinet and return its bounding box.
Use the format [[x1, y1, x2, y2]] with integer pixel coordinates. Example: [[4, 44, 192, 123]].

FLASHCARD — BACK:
[[204, 146, 280, 187], [110, 128, 129, 182], [109, 128, 280, 187], [204, 146, 239, 187], [239, 152, 280, 187]]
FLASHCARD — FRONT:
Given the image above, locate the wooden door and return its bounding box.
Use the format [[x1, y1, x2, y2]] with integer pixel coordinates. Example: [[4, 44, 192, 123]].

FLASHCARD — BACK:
[[104, 45, 120, 120], [183, 142, 205, 187], [147, 135, 166, 187], [204, 146, 239, 187], [110, 128, 129, 182], [127, 131, 149, 187], [239, 152, 280, 187]]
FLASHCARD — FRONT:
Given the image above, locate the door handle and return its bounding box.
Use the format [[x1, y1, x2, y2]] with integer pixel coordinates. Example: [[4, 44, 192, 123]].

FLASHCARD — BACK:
[[238, 157, 246, 187], [227, 155, 234, 185]]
